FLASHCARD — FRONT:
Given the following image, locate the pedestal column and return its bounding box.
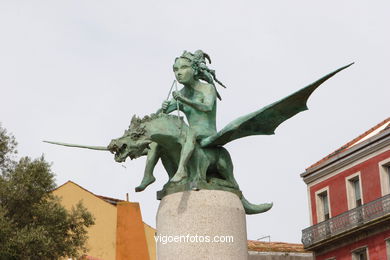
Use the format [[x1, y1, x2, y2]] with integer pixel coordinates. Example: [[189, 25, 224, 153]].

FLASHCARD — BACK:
[[156, 190, 248, 260]]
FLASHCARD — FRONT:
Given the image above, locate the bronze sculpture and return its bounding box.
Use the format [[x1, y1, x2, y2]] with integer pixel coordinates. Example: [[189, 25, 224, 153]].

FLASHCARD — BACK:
[[45, 50, 353, 214]]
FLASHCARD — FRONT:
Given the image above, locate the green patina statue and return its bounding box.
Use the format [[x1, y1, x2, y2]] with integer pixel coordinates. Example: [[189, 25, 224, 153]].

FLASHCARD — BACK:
[[45, 50, 353, 215]]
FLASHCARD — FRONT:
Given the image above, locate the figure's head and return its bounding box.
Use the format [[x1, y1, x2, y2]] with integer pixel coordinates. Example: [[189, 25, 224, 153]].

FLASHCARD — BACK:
[[173, 50, 226, 99], [173, 50, 209, 83], [173, 57, 196, 85]]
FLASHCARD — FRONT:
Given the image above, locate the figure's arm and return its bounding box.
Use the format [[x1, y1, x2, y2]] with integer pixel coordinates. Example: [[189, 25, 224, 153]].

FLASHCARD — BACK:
[[173, 85, 216, 112], [144, 142, 160, 175], [161, 99, 183, 114]]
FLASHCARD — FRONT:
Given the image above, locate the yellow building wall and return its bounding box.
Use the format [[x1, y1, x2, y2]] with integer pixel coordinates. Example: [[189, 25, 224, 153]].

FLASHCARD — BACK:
[[143, 223, 156, 260], [53, 181, 117, 260]]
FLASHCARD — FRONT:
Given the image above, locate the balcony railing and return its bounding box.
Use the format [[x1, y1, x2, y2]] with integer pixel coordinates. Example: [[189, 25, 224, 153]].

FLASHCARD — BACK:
[[302, 193, 390, 248]]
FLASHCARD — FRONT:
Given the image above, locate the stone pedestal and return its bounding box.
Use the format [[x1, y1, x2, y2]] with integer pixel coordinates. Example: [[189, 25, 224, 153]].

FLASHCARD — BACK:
[[156, 190, 248, 260]]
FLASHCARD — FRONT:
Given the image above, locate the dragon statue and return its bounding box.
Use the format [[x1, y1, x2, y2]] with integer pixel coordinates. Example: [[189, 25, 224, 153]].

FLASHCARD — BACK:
[[45, 50, 353, 215]]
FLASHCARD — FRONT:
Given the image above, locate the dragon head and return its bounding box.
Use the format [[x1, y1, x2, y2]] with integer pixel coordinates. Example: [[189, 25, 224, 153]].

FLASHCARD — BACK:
[[108, 116, 152, 162], [108, 136, 151, 162]]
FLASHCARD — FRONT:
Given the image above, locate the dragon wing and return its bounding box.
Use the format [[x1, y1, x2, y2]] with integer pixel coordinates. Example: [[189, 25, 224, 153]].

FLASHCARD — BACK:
[[200, 63, 353, 148]]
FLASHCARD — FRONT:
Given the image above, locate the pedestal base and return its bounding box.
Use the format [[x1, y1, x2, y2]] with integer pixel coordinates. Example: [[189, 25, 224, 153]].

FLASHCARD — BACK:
[[156, 190, 248, 260]]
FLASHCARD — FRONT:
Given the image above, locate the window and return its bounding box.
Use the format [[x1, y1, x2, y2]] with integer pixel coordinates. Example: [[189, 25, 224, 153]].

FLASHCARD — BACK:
[[320, 192, 330, 220], [351, 178, 362, 207], [387, 166, 390, 191], [379, 159, 390, 196], [315, 187, 331, 222], [346, 172, 363, 209], [352, 247, 368, 260]]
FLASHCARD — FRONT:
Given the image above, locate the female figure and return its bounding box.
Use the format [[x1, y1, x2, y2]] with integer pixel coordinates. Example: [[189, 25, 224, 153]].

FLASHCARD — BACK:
[[162, 50, 225, 182], [135, 50, 226, 191]]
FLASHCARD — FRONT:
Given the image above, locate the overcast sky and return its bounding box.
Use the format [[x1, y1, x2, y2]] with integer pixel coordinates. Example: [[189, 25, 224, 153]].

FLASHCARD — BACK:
[[1, 1, 389, 243]]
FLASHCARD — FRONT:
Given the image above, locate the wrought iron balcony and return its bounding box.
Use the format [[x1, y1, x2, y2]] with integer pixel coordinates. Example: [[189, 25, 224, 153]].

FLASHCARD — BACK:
[[302, 193, 390, 248]]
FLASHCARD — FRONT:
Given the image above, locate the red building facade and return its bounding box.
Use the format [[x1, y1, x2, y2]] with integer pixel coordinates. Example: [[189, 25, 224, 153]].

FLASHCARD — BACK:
[[301, 118, 390, 260]]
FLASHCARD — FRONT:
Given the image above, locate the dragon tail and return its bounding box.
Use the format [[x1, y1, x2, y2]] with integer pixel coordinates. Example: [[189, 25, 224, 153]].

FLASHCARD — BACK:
[[241, 196, 273, 215]]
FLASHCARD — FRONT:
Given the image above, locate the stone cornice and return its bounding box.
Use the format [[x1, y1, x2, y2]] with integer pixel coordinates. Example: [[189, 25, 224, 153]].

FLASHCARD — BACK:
[[301, 129, 390, 184]]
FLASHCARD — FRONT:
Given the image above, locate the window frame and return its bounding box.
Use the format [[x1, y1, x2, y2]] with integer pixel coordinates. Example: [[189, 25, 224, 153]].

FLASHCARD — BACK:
[[379, 158, 390, 196], [315, 186, 331, 222], [346, 172, 364, 210], [351, 246, 369, 260]]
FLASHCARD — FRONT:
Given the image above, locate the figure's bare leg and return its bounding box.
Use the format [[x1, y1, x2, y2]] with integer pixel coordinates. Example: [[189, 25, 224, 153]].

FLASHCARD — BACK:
[[216, 149, 239, 189], [171, 130, 196, 182], [136, 143, 159, 192]]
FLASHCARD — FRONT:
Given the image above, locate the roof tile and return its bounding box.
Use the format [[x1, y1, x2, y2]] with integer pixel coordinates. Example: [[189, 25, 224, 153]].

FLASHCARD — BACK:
[[306, 118, 390, 170], [247, 240, 309, 253]]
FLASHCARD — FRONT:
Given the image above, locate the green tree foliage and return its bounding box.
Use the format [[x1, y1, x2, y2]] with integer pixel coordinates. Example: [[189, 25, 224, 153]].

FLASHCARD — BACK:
[[0, 124, 17, 174], [0, 125, 95, 259]]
